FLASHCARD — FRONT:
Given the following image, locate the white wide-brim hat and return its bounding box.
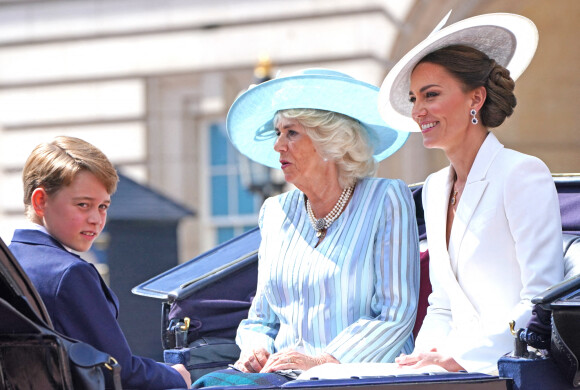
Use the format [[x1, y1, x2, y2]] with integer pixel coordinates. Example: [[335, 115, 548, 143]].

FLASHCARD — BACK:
[[378, 12, 538, 132], [227, 68, 410, 169]]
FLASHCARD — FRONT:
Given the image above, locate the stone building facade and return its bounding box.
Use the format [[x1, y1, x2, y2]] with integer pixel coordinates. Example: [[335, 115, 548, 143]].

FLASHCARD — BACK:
[[0, 0, 578, 262]]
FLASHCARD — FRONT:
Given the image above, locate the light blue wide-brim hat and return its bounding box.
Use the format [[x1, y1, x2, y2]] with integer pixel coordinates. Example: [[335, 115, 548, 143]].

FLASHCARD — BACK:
[[226, 68, 410, 169]]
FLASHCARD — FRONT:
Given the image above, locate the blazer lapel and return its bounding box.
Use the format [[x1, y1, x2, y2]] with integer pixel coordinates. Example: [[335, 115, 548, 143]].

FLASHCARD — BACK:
[[449, 132, 503, 266], [12, 229, 121, 317], [425, 133, 505, 320], [449, 182, 488, 262], [425, 169, 480, 319], [425, 167, 453, 259]]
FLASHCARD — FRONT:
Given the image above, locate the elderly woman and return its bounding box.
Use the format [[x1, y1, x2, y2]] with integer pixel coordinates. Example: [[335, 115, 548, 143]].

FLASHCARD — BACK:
[[194, 69, 420, 387], [378, 14, 564, 373]]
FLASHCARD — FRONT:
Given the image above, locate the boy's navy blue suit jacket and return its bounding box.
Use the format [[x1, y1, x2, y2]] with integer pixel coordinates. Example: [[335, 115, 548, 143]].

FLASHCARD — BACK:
[[9, 229, 187, 390]]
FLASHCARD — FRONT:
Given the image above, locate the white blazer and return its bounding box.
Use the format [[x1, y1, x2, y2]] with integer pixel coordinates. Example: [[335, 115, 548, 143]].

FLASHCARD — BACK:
[[415, 133, 564, 373]]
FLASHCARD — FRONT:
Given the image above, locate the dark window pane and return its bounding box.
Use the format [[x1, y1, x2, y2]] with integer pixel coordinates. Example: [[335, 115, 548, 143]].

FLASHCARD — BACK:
[[211, 175, 229, 216], [210, 123, 228, 165], [237, 175, 257, 215]]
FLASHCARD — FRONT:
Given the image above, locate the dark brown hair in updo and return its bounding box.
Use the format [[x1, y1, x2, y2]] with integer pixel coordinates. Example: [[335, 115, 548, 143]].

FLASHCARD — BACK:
[[416, 44, 517, 128]]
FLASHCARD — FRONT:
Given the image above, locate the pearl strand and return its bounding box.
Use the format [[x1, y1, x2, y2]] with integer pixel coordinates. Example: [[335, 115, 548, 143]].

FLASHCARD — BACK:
[[306, 185, 353, 237]]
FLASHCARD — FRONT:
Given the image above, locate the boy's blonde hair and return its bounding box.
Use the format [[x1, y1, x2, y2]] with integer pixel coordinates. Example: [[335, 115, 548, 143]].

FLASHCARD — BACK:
[[22, 136, 119, 220]]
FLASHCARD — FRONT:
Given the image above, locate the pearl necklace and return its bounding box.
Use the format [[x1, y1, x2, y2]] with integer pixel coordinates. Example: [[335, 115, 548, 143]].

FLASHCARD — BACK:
[[306, 186, 353, 238]]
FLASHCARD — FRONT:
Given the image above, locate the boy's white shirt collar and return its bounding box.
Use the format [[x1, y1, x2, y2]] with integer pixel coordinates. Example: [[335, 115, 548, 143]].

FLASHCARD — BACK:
[[27, 222, 48, 234], [26, 222, 74, 253]]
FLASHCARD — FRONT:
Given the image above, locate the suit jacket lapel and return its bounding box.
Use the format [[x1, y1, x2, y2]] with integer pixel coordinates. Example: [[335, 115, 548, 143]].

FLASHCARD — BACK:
[[425, 170, 471, 294], [449, 132, 503, 266], [426, 167, 453, 259], [424, 133, 505, 320], [449, 182, 488, 262], [13, 229, 120, 317], [425, 169, 480, 318]]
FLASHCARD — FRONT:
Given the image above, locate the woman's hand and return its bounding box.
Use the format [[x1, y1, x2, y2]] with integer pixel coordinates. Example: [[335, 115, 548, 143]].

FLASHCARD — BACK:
[[395, 348, 464, 372], [260, 350, 339, 373], [235, 348, 271, 373]]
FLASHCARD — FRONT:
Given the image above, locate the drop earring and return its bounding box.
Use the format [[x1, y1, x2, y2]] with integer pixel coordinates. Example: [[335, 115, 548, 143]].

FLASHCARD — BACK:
[[470, 109, 478, 125]]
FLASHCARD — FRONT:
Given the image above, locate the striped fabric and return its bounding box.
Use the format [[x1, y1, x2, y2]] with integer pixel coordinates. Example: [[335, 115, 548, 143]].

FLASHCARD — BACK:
[[236, 177, 420, 363]]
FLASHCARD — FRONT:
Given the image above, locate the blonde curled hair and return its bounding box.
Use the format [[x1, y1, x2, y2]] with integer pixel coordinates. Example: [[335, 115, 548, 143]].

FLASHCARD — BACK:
[[274, 109, 376, 188]]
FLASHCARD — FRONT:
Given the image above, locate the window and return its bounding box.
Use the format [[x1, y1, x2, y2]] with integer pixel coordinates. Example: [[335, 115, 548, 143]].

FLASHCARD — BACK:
[[209, 122, 261, 243]]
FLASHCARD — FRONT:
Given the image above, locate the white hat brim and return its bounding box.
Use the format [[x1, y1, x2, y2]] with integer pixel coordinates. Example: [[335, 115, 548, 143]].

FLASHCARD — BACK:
[[378, 13, 538, 132], [227, 70, 409, 169]]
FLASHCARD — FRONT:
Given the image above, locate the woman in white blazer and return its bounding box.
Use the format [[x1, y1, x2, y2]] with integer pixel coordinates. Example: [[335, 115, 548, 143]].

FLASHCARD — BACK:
[[378, 13, 564, 374]]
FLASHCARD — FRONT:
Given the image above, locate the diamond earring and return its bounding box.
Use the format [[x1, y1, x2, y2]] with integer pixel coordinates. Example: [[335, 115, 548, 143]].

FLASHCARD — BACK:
[[470, 109, 478, 125]]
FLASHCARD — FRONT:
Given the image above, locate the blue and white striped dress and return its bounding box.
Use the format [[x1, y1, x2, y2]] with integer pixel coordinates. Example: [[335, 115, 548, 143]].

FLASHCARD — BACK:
[[236, 177, 420, 363]]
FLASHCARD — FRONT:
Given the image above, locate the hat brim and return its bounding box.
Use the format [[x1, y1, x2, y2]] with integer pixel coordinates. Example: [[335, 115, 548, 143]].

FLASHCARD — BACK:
[[378, 13, 538, 132], [227, 73, 409, 169]]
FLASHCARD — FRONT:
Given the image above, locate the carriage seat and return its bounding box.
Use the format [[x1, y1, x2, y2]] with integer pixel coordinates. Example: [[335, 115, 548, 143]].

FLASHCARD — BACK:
[[563, 233, 580, 280]]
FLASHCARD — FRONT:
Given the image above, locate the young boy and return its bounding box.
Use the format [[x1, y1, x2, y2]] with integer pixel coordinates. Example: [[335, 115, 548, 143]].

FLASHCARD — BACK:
[[9, 136, 191, 389]]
